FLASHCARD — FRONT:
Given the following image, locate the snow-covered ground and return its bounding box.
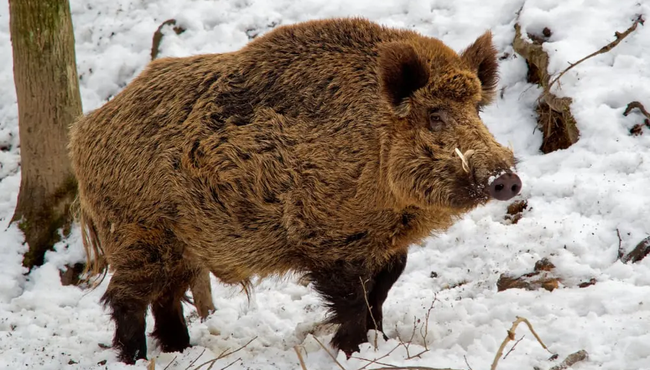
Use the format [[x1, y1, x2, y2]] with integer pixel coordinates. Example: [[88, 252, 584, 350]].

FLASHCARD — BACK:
[[1, 0, 650, 369]]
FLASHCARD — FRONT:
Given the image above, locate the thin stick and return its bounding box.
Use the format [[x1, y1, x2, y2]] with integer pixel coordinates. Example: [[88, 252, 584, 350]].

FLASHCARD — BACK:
[[295, 346, 308, 370], [418, 298, 437, 352], [352, 342, 405, 370], [217, 357, 241, 370], [549, 350, 589, 370], [616, 228, 625, 260], [502, 335, 525, 359], [148, 358, 156, 370], [623, 101, 650, 120], [313, 336, 347, 370], [548, 15, 645, 92], [191, 337, 257, 370], [490, 316, 554, 370], [463, 356, 473, 370], [183, 349, 205, 370], [360, 277, 379, 350], [370, 367, 461, 370], [163, 355, 178, 370]]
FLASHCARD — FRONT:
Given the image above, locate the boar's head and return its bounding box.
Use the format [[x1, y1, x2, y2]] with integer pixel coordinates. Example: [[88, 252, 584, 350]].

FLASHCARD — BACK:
[[378, 31, 521, 211]]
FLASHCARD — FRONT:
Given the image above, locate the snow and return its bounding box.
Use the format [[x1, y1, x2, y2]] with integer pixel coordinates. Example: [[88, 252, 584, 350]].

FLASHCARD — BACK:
[[1, 0, 650, 369]]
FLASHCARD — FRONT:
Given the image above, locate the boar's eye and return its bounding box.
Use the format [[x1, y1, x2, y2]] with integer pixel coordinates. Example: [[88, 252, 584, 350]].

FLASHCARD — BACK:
[[428, 109, 445, 131]]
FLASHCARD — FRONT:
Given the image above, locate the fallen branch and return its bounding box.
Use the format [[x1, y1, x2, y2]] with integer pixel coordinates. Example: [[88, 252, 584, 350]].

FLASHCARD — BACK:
[[548, 15, 645, 92], [295, 346, 308, 370], [623, 101, 650, 120], [623, 101, 650, 135], [189, 337, 256, 370], [616, 229, 625, 260], [370, 367, 461, 370], [314, 336, 347, 370], [490, 316, 554, 370], [502, 335, 525, 360], [418, 299, 436, 353], [512, 23, 578, 153], [361, 277, 380, 350], [182, 349, 205, 370], [513, 14, 645, 153], [372, 366, 458, 370], [463, 356, 473, 370], [621, 236, 650, 264], [163, 355, 178, 370], [217, 358, 242, 370], [548, 350, 589, 370], [151, 19, 186, 60], [353, 341, 403, 370]]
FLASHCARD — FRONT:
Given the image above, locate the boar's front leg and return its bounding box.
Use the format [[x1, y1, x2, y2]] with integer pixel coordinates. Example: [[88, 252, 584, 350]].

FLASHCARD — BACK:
[[365, 252, 407, 336], [309, 260, 375, 357]]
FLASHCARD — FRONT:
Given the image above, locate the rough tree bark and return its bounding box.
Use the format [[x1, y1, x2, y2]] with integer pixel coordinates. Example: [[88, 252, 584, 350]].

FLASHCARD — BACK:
[[9, 0, 82, 270]]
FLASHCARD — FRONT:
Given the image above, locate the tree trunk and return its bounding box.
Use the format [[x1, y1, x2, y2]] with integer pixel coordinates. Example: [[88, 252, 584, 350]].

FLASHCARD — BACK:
[[9, 0, 82, 270]]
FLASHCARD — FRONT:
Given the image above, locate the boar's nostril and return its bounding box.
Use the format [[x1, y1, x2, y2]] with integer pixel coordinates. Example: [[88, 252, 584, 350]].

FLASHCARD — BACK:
[[488, 173, 522, 201]]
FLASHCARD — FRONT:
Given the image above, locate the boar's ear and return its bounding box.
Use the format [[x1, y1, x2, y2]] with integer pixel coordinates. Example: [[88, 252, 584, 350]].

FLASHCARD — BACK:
[[460, 31, 499, 105], [377, 42, 430, 117]]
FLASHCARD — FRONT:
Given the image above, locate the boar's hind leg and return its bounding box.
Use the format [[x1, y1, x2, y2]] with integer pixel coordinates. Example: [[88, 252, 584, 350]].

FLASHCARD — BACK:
[[308, 261, 374, 357], [101, 238, 194, 364], [100, 268, 152, 364], [366, 252, 407, 338], [150, 271, 193, 353]]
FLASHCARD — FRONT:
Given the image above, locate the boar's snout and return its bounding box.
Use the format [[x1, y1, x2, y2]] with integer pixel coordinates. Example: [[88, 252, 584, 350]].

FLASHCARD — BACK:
[[487, 172, 522, 201]]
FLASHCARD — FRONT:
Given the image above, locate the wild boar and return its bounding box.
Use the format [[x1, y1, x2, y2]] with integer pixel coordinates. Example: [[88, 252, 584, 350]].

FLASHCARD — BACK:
[[68, 17, 521, 364]]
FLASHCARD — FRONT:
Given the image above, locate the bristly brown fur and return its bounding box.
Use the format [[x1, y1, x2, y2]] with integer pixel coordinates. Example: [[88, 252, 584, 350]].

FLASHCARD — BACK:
[[378, 42, 430, 116], [460, 31, 499, 105], [68, 17, 517, 364]]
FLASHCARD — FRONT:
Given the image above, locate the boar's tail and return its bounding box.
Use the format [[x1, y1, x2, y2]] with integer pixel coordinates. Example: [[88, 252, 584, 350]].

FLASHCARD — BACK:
[[72, 195, 108, 289]]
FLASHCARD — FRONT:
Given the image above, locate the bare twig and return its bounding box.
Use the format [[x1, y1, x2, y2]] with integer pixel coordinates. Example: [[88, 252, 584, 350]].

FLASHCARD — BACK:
[[394, 298, 437, 360], [623, 101, 650, 120], [370, 367, 461, 370], [360, 277, 380, 350], [217, 358, 242, 370], [616, 228, 625, 260], [396, 317, 418, 359], [463, 356, 473, 370], [353, 342, 405, 370], [548, 350, 589, 370], [502, 335, 525, 359], [182, 349, 205, 370], [150, 19, 186, 60], [190, 337, 257, 370], [624, 101, 650, 135], [418, 298, 437, 352], [548, 15, 645, 92], [148, 358, 156, 370], [621, 236, 650, 263], [163, 355, 178, 369], [313, 336, 347, 370], [295, 346, 308, 370], [490, 316, 554, 370]]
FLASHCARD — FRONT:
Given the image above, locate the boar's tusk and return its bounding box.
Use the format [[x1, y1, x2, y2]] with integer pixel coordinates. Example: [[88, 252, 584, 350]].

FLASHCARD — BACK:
[[455, 147, 473, 173]]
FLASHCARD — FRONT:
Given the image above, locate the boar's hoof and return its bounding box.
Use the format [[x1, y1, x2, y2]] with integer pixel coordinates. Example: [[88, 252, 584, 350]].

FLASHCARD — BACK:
[[489, 173, 522, 201]]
